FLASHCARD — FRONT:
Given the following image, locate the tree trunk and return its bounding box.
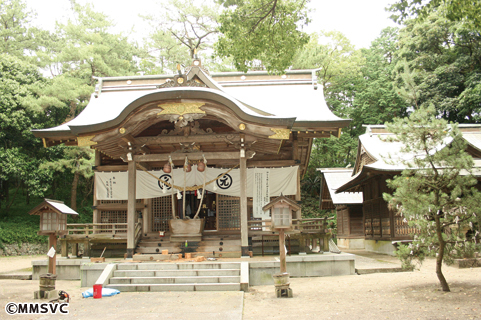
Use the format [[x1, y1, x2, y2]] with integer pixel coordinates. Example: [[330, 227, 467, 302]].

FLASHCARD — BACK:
[[435, 215, 450, 292], [5, 182, 21, 215], [71, 172, 80, 211]]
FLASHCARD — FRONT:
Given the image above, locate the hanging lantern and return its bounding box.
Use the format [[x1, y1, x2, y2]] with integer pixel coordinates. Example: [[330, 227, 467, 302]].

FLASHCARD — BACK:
[[163, 162, 171, 173], [184, 163, 192, 172], [197, 161, 205, 172]]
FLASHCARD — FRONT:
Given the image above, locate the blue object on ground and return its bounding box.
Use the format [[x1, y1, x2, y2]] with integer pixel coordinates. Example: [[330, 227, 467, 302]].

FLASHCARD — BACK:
[[82, 288, 120, 298]]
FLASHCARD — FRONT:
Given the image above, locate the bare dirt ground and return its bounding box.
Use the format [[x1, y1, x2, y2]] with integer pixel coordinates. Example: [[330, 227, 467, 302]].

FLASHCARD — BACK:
[[244, 258, 480, 320], [0, 254, 480, 319]]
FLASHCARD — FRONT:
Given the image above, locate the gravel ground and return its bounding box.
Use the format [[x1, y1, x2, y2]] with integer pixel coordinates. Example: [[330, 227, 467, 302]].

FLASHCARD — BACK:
[[0, 254, 479, 320]]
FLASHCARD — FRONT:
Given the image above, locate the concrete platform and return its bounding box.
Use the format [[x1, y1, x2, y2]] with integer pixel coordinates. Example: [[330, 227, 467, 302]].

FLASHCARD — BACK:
[[0, 274, 32, 280]]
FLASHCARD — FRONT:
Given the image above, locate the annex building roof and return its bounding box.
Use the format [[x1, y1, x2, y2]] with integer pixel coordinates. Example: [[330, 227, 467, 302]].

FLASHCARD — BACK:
[[336, 124, 481, 193], [317, 168, 363, 205]]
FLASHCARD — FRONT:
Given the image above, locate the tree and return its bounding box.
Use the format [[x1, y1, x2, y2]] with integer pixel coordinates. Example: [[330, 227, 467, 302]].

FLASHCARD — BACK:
[[393, 9, 481, 123], [40, 147, 94, 211], [0, 54, 66, 213], [142, 0, 220, 74], [388, 0, 481, 28], [0, 0, 47, 63], [383, 106, 481, 292], [293, 31, 364, 118], [37, 0, 147, 119], [216, 0, 310, 73], [350, 27, 408, 136]]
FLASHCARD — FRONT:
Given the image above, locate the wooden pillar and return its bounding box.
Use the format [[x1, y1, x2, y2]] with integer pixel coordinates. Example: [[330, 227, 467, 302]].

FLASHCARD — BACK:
[[93, 150, 101, 233], [295, 167, 302, 219], [279, 229, 287, 273], [292, 134, 302, 220], [60, 239, 68, 258], [143, 199, 150, 234], [72, 243, 79, 257], [48, 234, 57, 275], [240, 149, 249, 257], [323, 234, 330, 252], [84, 240, 90, 257], [127, 160, 136, 258]]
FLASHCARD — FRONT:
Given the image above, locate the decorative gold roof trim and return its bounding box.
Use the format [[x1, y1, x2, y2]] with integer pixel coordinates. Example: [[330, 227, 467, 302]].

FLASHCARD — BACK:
[[77, 135, 97, 147], [269, 128, 290, 140], [157, 102, 206, 116]]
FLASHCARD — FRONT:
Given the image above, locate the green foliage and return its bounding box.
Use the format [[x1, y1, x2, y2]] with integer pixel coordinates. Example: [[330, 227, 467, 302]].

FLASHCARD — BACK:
[[0, 54, 62, 213], [308, 134, 357, 171], [0, 0, 50, 64], [383, 106, 481, 291], [0, 222, 48, 244], [388, 0, 481, 29], [394, 9, 481, 122], [216, 0, 310, 73], [293, 31, 364, 118], [300, 193, 330, 219], [394, 243, 425, 270], [350, 27, 408, 136], [40, 147, 94, 211]]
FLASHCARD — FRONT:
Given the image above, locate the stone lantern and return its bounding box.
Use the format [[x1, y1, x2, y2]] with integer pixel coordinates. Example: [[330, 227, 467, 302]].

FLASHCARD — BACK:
[[263, 195, 300, 298], [28, 199, 78, 274]]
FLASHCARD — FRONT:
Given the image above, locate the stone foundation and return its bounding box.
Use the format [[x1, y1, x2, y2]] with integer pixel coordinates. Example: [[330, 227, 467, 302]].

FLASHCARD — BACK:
[[249, 253, 355, 286], [337, 238, 365, 249], [0, 242, 49, 256], [364, 240, 397, 256]]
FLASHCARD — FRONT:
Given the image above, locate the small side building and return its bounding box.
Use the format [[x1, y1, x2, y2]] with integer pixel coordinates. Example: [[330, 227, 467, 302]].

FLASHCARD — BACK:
[[318, 168, 363, 249], [336, 124, 481, 255]]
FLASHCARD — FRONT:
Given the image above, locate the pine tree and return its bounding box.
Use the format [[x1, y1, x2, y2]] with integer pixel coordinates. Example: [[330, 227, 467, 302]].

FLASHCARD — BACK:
[[384, 106, 481, 292]]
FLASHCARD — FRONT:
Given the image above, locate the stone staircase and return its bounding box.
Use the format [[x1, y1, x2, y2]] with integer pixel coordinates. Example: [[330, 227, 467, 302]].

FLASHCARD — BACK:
[[105, 262, 245, 292], [134, 233, 242, 258]]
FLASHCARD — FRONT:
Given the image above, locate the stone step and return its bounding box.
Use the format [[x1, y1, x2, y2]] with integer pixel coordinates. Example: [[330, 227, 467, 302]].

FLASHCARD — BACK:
[[113, 269, 240, 278], [135, 246, 240, 254], [110, 275, 240, 284], [131, 251, 241, 260], [138, 239, 240, 246], [106, 283, 241, 292], [117, 262, 241, 270], [135, 247, 183, 254]]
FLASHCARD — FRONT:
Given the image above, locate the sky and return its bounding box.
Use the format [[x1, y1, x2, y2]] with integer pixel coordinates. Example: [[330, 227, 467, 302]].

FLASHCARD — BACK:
[[26, 0, 398, 49]]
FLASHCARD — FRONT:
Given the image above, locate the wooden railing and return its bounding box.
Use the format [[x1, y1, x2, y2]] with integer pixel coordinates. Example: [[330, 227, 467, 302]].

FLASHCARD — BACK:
[[248, 218, 328, 234], [66, 223, 128, 236], [65, 222, 142, 242]]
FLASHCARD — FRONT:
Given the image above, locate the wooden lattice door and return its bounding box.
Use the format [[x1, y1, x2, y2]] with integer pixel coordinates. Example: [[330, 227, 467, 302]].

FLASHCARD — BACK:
[[152, 196, 173, 232], [217, 194, 240, 231]]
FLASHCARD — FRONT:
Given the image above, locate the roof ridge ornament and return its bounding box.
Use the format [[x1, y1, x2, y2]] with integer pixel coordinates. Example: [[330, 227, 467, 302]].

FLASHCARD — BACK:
[[157, 102, 207, 128], [269, 128, 291, 140]]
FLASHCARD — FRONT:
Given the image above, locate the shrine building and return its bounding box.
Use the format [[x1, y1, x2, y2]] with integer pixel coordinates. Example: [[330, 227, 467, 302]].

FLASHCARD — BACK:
[[33, 57, 350, 259]]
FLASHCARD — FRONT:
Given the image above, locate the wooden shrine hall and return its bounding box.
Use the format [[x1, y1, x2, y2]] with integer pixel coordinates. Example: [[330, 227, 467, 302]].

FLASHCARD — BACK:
[[33, 57, 350, 258]]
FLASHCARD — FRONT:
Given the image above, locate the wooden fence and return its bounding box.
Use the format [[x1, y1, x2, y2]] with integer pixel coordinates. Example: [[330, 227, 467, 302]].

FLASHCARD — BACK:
[[248, 218, 328, 235]]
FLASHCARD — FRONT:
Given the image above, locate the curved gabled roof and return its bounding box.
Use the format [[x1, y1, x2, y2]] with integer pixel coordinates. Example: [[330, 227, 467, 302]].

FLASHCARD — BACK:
[[33, 87, 296, 137], [32, 66, 350, 139]]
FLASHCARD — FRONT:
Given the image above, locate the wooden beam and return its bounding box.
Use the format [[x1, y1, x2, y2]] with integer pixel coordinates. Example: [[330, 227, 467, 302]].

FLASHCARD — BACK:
[[140, 146, 151, 154], [94, 165, 128, 172], [121, 133, 138, 145], [133, 151, 254, 162], [136, 133, 256, 145], [94, 203, 145, 210]]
